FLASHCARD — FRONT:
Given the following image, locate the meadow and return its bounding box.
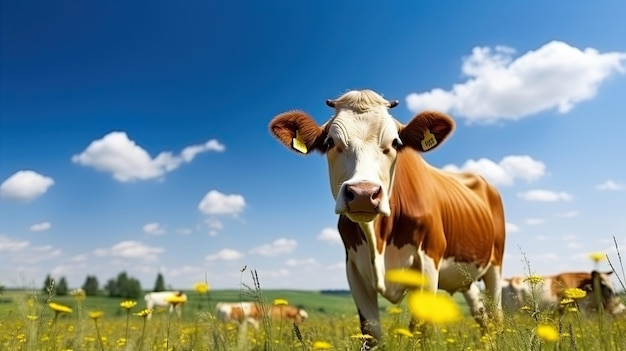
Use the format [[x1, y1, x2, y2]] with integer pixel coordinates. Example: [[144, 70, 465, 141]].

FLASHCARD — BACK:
[[1, 269, 626, 351]]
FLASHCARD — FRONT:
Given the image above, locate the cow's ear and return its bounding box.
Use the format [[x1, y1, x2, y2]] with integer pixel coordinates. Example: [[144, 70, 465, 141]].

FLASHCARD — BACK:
[[398, 111, 455, 152], [269, 110, 326, 155]]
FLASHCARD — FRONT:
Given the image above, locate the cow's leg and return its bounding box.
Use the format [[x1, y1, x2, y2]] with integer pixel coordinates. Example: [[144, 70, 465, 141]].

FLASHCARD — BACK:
[[408, 253, 440, 334], [146, 300, 154, 320], [461, 283, 488, 330], [347, 260, 380, 349], [482, 265, 504, 324]]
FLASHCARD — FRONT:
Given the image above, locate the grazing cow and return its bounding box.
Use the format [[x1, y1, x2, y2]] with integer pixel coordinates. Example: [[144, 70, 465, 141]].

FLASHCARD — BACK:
[[215, 302, 308, 328], [144, 291, 188, 320], [502, 271, 626, 315], [269, 89, 506, 348]]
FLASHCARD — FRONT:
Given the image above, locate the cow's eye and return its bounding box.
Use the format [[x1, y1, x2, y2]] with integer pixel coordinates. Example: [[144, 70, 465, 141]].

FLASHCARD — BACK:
[[392, 138, 402, 149], [324, 137, 335, 149]]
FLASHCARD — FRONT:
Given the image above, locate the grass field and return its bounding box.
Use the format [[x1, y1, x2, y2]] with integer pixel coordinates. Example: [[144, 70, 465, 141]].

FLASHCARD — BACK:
[[1, 280, 626, 351]]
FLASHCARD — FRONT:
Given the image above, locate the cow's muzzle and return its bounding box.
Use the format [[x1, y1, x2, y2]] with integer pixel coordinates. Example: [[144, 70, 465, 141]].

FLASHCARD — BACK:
[[344, 182, 382, 214]]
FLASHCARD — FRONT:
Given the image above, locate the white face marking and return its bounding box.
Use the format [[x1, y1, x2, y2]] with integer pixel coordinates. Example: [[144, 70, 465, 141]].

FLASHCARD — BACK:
[[326, 107, 400, 222]]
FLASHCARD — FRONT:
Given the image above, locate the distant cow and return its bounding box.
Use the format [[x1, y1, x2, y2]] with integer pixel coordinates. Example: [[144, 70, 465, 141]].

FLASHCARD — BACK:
[[502, 271, 626, 315], [144, 291, 188, 320], [269, 89, 505, 348], [215, 302, 308, 328]]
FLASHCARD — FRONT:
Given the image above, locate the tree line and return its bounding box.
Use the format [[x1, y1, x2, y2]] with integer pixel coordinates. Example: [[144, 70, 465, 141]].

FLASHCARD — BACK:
[[42, 272, 169, 299]]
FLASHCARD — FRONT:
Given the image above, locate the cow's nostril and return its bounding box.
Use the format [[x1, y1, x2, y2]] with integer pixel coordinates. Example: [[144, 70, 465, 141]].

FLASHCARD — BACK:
[[371, 186, 382, 201], [345, 187, 355, 201]]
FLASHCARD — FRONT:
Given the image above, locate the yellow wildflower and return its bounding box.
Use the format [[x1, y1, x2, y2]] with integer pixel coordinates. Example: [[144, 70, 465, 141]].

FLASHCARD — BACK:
[[563, 288, 586, 299], [165, 294, 187, 305], [394, 328, 413, 337], [49, 302, 72, 314], [27, 315, 38, 321], [536, 324, 559, 342], [589, 252, 606, 263], [89, 311, 104, 320], [70, 288, 86, 300], [385, 269, 428, 289], [387, 306, 403, 314], [120, 300, 137, 310], [350, 334, 374, 340], [524, 275, 544, 285], [134, 308, 153, 318], [560, 298, 574, 305], [193, 282, 209, 294], [273, 298, 289, 306], [407, 291, 461, 325], [312, 340, 333, 349]]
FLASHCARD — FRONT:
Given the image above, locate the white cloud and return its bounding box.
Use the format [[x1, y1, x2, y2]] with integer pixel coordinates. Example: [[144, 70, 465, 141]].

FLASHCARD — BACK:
[[142, 222, 165, 235], [0, 235, 29, 252], [596, 180, 625, 191], [517, 189, 573, 202], [285, 258, 317, 266], [205, 248, 244, 261], [406, 41, 626, 122], [30, 221, 52, 232], [250, 238, 297, 257], [198, 190, 246, 216], [555, 211, 579, 218], [0, 170, 55, 202], [71, 131, 225, 182], [317, 227, 342, 245], [206, 218, 224, 236], [443, 155, 546, 186], [525, 218, 545, 226], [505, 222, 520, 233], [96, 241, 164, 261]]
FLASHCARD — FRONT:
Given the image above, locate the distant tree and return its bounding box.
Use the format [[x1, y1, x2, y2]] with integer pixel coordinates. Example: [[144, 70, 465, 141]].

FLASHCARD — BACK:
[[56, 277, 69, 296], [104, 271, 142, 298], [153, 273, 166, 292], [42, 274, 55, 294], [81, 275, 100, 296]]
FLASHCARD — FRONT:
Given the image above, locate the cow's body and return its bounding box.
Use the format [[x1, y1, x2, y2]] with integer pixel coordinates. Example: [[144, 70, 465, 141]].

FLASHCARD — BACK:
[[502, 271, 626, 314], [144, 291, 188, 320], [269, 89, 506, 348], [215, 302, 308, 328]]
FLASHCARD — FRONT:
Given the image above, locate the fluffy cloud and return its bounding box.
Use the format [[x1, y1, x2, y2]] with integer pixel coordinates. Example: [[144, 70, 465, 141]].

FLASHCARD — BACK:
[[517, 189, 573, 202], [71, 132, 225, 182], [317, 227, 342, 245], [505, 222, 520, 233], [94, 241, 164, 261], [406, 41, 626, 122], [0, 235, 29, 252], [205, 248, 244, 261], [142, 222, 165, 235], [198, 190, 246, 216], [443, 155, 546, 186], [250, 238, 297, 257], [596, 180, 625, 191], [30, 221, 52, 232], [0, 170, 54, 202]]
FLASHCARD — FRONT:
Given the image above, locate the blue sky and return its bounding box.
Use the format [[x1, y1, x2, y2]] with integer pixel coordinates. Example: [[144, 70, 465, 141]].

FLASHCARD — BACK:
[[2, 1, 626, 291]]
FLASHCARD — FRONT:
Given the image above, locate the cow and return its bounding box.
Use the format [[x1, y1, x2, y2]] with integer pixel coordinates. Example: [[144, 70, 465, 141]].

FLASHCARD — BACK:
[[215, 302, 308, 328], [502, 270, 626, 315], [144, 291, 188, 320], [269, 89, 506, 348]]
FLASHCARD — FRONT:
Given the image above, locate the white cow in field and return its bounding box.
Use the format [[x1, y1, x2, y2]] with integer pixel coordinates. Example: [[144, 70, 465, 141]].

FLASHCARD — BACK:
[[144, 291, 188, 320], [216, 301, 308, 328]]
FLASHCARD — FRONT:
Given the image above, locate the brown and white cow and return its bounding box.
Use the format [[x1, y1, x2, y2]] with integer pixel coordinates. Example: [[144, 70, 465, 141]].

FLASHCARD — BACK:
[[215, 302, 308, 328], [502, 271, 626, 315], [269, 89, 506, 348]]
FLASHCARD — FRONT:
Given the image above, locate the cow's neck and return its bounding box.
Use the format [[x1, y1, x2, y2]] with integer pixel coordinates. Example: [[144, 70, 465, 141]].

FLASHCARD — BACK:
[[357, 220, 388, 293]]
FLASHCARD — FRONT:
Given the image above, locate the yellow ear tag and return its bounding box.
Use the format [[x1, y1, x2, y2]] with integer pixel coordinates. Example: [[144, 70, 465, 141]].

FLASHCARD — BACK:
[[421, 129, 437, 151], [292, 130, 308, 154]]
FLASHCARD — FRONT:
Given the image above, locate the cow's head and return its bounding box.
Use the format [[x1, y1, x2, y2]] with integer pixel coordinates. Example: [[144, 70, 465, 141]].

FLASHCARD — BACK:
[[580, 270, 626, 315], [269, 89, 455, 223]]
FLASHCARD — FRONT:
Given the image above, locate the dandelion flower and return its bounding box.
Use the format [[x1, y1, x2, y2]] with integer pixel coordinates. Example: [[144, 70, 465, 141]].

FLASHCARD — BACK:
[[273, 298, 289, 306], [387, 306, 403, 314], [560, 298, 574, 305], [385, 269, 428, 289], [120, 301, 137, 310], [49, 302, 73, 314], [350, 334, 374, 340], [536, 324, 559, 342], [407, 291, 461, 325], [524, 275, 544, 285], [134, 309, 153, 318], [312, 340, 333, 349], [193, 282, 209, 294], [589, 252, 606, 263], [89, 311, 104, 320], [165, 294, 187, 306], [563, 288, 586, 299], [394, 328, 413, 337], [27, 315, 38, 321], [70, 288, 86, 300]]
